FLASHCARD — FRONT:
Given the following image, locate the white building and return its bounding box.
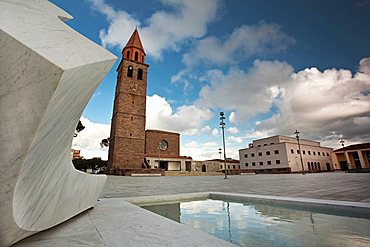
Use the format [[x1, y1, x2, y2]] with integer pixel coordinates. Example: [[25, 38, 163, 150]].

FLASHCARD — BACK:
[[239, 135, 333, 173]]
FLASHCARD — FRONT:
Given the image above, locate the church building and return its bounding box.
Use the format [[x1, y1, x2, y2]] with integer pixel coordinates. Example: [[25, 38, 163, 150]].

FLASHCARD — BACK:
[[107, 29, 192, 175]]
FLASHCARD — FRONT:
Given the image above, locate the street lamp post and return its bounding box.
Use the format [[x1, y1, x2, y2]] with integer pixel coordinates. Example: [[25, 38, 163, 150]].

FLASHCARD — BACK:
[[220, 112, 228, 179], [294, 130, 305, 175]]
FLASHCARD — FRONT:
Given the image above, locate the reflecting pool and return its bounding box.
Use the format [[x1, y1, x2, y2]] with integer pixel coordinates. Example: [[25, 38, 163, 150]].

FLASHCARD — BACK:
[[142, 199, 370, 247]]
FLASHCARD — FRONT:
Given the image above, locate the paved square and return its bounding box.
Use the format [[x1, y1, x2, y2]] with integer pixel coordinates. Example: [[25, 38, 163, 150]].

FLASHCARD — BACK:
[[101, 172, 370, 203]]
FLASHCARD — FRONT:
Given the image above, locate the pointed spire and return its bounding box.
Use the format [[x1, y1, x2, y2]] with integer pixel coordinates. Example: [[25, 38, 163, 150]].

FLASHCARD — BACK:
[[124, 28, 146, 55]]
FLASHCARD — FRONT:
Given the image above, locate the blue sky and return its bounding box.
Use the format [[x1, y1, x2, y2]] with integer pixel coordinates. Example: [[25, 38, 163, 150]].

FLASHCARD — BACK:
[[50, 0, 370, 160]]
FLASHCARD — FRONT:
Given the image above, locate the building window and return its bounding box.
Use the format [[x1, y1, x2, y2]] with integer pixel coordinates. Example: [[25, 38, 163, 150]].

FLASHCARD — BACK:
[[251, 153, 255, 157], [258, 152, 262, 156], [258, 145, 261, 147], [308, 151, 311, 155], [137, 68, 143, 80], [266, 151, 271, 155], [297, 150, 300, 154], [244, 154, 248, 158], [131, 116, 133, 121], [233, 165, 236, 169], [318, 162, 321, 171], [134, 51, 139, 61], [127, 65, 133, 77], [318, 152, 321, 156], [142, 55, 144, 62], [252, 162, 256, 166], [220, 165, 223, 169], [259, 161, 263, 166], [228, 165, 230, 169], [303, 150, 306, 155], [245, 163, 248, 167], [270, 142, 274, 145], [267, 161, 272, 165], [291, 149, 294, 154], [326, 153, 329, 156], [307, 162, 311, 170], [264, 144, 267, 146], [274, 150, 279, 154], [126, 50, 130, 59], [276, 160, 281, 165], [313, 151, 316, 155]]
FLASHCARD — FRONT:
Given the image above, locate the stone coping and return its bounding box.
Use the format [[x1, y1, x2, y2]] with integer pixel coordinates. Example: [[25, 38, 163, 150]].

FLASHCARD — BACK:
[[128, 191, 370, 219]]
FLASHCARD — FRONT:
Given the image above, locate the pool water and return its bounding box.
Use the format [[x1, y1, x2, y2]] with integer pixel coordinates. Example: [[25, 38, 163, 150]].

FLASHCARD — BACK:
[[142, 199, 370, 247]]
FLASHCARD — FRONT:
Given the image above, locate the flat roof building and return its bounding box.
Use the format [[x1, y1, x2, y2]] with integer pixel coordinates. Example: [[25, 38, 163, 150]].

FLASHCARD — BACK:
[[239, 135, 333, 173], [332, 143, 370, 171]]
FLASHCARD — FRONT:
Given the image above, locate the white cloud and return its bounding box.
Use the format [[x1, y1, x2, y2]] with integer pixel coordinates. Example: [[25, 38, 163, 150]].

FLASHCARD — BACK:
[[198, 57, 370, 147], [204, 141, 218, 147], [201, 125, 211, 134], [182, 22, 295, 67], [196, 59, 293, 120], [227, 136, 243, 144], [72, 116, 111, 160], [227, 127, 239, 134], [86, 0, 221, 59], [229, 112, 236, 123], [172, 22, 295, 83], [146, 94, 213, 135], [212, 128, 219, 136], [181, 140, 222, 160]]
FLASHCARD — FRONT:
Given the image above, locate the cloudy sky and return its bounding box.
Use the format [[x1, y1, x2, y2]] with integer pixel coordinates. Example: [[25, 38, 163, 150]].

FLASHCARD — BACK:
[[50, 0, 370, 160]]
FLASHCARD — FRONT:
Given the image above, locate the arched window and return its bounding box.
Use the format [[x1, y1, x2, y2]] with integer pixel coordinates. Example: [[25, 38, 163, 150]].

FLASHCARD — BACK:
[[318, 162, 321, 171], [137, 68, 143, 80], [126, 50, 130, 59], [134, 51, 138, 61], [127, 65, 133, 77], [307, 162, 310, 170]]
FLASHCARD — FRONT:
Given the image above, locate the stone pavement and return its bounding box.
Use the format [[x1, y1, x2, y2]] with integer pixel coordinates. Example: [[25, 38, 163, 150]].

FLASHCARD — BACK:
[[14, 172, 370, 246], [101, 172, 370, 203]]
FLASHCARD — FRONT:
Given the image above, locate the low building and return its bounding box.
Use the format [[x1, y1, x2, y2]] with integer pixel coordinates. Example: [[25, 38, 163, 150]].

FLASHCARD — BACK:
[[239, 135, 333, 173], [192, 159, 240, 172], [331, 143, 370, 170]]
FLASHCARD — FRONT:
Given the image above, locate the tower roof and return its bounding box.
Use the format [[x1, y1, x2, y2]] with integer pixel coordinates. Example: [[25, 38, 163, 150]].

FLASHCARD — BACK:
[[124, 28, 146, 54]]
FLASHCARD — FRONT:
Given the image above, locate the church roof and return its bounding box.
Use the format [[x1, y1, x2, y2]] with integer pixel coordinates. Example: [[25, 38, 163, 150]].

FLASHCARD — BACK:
[[124, 28, 145, 54]]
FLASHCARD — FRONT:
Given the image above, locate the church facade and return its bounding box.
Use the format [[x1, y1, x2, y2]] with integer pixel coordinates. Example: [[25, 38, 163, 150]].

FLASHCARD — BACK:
[[107, 29, 192, 175]]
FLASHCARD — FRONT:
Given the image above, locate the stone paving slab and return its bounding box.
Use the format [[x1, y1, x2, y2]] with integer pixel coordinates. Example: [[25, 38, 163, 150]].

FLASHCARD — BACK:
[[14, 198, 235, 247], [101, 172, 370, 202]]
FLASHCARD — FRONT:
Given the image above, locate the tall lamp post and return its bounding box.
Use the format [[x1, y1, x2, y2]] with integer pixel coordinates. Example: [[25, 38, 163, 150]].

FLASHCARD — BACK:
[[220, 112, 228, 179], [294, 130, 305, 175]]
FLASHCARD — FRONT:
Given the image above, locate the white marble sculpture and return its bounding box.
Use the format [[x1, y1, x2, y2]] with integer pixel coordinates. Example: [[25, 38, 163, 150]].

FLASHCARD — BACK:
[[0, 1, 117, 246]]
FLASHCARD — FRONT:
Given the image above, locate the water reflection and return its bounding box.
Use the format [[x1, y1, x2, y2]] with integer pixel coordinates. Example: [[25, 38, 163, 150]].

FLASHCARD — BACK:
[[142, 199, 370, 247]]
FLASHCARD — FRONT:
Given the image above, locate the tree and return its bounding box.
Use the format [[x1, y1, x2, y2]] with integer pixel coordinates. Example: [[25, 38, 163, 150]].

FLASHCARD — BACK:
[[100, 137, 110, 148], [74, 120, 85, 137]]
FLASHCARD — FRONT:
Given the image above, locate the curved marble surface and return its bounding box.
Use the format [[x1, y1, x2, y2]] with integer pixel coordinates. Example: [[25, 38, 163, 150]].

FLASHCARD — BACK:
[[0, 1, 116, 246]]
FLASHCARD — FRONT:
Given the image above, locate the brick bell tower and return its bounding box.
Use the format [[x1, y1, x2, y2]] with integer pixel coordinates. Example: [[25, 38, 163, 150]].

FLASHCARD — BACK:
[[107, 28, 149, 174]]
